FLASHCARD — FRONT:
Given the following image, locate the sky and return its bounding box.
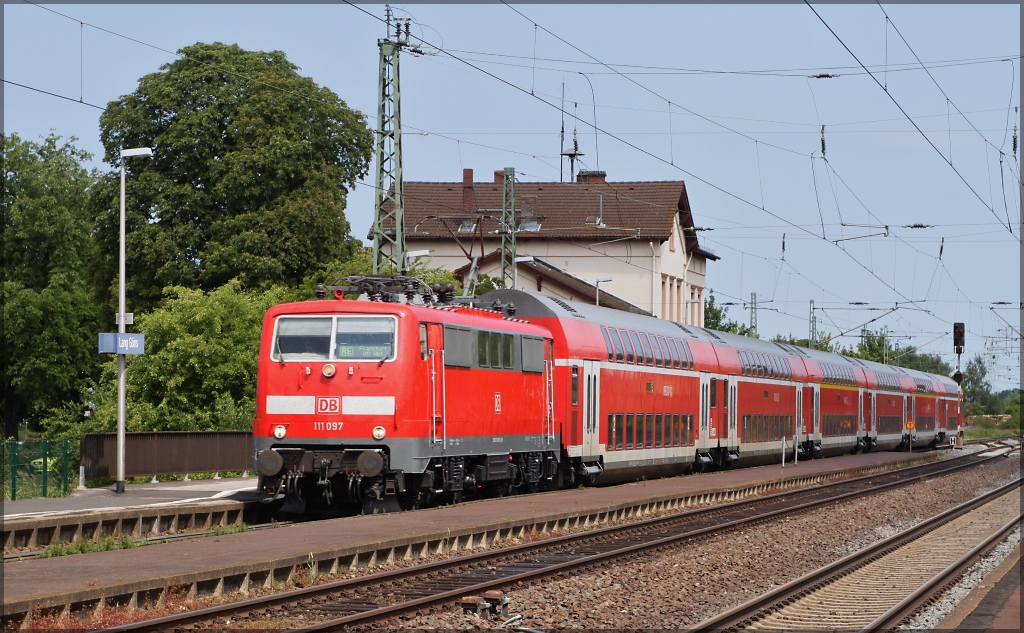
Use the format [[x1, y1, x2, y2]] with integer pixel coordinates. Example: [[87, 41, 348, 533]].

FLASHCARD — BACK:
[[4, 3, 1021, 391]]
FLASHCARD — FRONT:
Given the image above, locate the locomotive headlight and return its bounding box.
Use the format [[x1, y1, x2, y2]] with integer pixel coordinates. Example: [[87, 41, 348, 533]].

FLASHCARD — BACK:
[[322, 363, 336, 378], [372, 426, 386, 440], [273, 424, 287, 439]]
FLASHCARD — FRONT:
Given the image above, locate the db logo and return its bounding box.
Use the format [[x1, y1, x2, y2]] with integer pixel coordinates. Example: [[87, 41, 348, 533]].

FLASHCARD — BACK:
[[317, 397, 341, 414]]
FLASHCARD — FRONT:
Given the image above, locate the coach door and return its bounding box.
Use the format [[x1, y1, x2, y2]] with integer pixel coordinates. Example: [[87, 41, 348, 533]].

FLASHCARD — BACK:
[[582, 360, 601, 457], [725, 378, 739, 451], [697, 372, 712, 453], [425, 323, 446, 447], [795, 383, 804, 441], [811, 384, 821, 440]]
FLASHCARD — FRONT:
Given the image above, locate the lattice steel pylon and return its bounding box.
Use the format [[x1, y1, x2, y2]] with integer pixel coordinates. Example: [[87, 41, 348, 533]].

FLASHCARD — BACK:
[[500, 167, 516, 289], [750, 292, 758, 337], [372, 7, 411, 275]]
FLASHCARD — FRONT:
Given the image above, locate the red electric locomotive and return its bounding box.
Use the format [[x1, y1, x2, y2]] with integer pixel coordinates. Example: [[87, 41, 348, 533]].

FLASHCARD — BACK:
[[252, 279, 961, 513]]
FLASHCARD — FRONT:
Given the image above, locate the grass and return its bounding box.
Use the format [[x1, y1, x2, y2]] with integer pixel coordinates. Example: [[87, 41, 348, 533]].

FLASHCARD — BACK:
[[963, 415, 1022, 440]]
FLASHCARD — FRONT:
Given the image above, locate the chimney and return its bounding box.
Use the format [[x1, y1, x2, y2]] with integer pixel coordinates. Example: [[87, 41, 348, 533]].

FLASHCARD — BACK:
[[463, 168, 474, 213], [494, 170, 504, 184], [577, 170, 607, 183]]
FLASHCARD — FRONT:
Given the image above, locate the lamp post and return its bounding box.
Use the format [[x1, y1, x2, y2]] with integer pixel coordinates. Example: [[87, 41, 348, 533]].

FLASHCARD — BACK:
[[117, 147, 153, 493], [683, 299, 700, 325], [595, 276, 612, 306], [514, 256, 534, 290]]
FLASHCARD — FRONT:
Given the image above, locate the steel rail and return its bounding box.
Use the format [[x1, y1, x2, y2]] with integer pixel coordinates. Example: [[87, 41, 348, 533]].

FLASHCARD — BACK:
[[860, 511, 1022, 631], [687, 477, 1022, 632], [99, 451, 1005, 632]]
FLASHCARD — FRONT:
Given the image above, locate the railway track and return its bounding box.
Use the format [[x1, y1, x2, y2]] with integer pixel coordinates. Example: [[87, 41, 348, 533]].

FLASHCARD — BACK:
[[691, 477, 1022, 631], [100, 449, 1012, 632]]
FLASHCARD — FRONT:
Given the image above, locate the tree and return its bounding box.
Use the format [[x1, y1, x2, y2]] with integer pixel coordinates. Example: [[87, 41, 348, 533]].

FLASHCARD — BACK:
[[95, 42, 373, 312], [48, 282, 299, 436], [961, 354, 998, 415], [848, 329, 953, 376], [2, 133, 101, 437], [704, 291, 757, 337]]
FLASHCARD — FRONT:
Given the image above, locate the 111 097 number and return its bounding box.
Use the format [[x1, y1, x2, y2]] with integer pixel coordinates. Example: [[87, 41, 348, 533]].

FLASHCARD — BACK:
[[313, 421, 344, 431]]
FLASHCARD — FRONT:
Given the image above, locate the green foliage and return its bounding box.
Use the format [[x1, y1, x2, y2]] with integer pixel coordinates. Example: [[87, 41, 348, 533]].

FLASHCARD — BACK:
[[771, 332, 838, 354], [2, 133, 102, 436], [95, 42, 373, 312], [50, 282, 297, 435], [704, 290, 757, 338], [961, 354, 999, 414]]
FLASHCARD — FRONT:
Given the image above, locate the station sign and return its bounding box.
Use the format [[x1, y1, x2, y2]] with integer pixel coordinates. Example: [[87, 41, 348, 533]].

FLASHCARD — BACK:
[[98, 333, 146, 355]]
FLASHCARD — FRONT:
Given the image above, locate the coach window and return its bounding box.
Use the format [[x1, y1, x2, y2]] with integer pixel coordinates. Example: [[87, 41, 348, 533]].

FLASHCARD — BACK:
[[666, 338, 679, 369], [710, 378, 718, 408], [625, 413, 635, 449], [609, 328, 624, 363], [651, 336, 664, 367], [607, 413, 615, 451], [629, 331, 646, 365], [646, 413, 655, 448], [673, 339, 687, 370], [620, 329, 636, 364], [723, 379, 729, 409], [672, 413, 681, 446], [658, 336, 673, 368], [615, 413, 624, 450], [601, 327, 614, 362], [655, 413, 663, 448], [638, 333, 655, 366], [571, 367, 579, 406]]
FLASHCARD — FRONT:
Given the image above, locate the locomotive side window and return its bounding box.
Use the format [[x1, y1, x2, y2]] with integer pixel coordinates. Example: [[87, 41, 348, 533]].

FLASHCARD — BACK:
[[502, 334, 514, 369], [274, 317, 332, 361], [521, 337, 545, 373], [444, 326, 473, 367], [619, 329, 635, 364], [478, 331, 491, 367], [489, 331, 502, 367]]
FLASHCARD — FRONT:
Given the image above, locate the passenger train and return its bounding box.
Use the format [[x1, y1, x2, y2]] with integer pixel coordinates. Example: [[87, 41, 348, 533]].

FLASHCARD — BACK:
[[252, 277, 961, 512]]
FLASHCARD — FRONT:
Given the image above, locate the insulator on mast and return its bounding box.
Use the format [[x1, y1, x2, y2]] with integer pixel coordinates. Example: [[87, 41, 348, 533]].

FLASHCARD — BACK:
[[820, 125, 826, 158]]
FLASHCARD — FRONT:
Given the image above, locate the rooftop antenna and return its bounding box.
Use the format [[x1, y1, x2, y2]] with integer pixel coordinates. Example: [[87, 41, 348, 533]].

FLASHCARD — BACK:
[[561, 104, 584, 182], [559, 82, 565, 183]]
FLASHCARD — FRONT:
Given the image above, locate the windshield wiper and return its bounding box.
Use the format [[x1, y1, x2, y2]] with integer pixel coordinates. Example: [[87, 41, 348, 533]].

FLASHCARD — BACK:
[[378, 350, 390, 367]]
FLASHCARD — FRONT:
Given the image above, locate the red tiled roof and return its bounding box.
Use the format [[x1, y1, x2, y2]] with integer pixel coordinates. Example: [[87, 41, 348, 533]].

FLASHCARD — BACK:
[[373, 174, 716, 258]]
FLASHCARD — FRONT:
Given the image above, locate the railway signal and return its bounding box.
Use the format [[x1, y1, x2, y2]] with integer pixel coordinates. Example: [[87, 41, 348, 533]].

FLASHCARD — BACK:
[[952, 322, 965, 384]]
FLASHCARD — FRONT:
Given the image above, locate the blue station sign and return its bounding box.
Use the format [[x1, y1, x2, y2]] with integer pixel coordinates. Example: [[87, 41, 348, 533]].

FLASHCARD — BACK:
[[98, 333, 146, 355]]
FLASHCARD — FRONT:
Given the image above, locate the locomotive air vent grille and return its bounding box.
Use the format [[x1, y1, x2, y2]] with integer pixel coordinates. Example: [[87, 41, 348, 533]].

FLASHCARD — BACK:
[[547, 297, 586, 318], [701, 327, 724, 342]]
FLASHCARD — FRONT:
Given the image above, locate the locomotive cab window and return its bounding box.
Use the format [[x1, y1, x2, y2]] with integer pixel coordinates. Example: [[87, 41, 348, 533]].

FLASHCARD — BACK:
[[272, 316, 396, 363], [274, 317, 332, 361], [335, 317, 396, 361]]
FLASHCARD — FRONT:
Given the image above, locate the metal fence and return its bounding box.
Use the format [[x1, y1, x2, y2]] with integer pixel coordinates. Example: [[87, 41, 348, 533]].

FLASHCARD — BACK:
[[80, 431, 254, 480], [2, 439, 73, 501]]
